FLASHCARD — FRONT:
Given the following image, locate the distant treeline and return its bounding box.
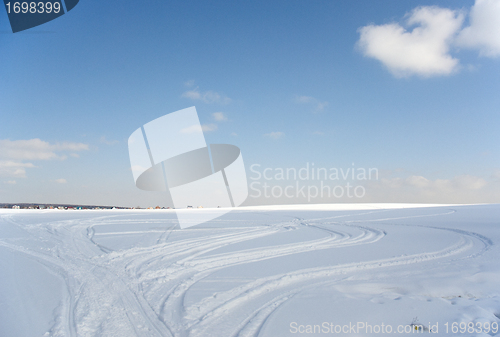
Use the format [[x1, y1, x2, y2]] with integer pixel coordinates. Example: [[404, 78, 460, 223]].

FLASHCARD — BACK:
[[0, 203, 130, 210]]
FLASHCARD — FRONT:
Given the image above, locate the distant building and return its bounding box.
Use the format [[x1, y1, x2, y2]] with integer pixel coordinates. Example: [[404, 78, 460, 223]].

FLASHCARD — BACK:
[[12, 205, 20, 209]]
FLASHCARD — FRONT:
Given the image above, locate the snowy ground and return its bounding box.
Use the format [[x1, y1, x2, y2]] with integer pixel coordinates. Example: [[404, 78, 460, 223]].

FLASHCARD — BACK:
[[1, 204, 499, 337]]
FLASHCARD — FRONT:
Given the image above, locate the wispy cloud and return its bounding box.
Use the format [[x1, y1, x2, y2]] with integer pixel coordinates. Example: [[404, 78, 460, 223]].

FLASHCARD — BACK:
[[295, 95, 328, 112], [184, 79, 196, 87], [180, 123, 217, 134], [55, 178, 67, 184], [100, 136, 119, 146], [0, 139, 88, 161], [264, 131, 285, 139], [201, 124, 218, 132], [493, 170, 500, 180], [131, 165, 148, 173], [405, 174, 486, 190], [212, 112, 227, 121], [182, 87, 231, 104], [0, 161, 35, 178], [180, 124, 203, 134], [0, 139, 88, 178], [364, 173, 497, 203]]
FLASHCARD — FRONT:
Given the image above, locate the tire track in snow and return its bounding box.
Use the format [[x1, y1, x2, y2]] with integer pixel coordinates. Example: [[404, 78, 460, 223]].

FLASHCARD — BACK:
[[0, 214, 175, 337], [146, 220, 383, 334], [175, 209, 488, 336], [186, 234, 474, 336]]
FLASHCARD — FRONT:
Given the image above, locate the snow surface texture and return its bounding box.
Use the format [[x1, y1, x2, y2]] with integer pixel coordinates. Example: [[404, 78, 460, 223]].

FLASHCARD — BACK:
[[0, 204, 499, 336]]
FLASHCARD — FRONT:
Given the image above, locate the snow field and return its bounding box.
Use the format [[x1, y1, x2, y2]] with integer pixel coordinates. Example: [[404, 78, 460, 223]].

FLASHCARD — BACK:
[[0, 204, 499, 336]]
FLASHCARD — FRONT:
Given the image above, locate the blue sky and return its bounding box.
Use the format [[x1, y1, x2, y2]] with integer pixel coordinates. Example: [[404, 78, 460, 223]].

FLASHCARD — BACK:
[[1, 0, 499, 206]]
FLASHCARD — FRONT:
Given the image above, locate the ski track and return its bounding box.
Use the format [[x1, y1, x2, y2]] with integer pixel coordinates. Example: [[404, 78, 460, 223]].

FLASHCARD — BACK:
[[0, 207, 493, 337]]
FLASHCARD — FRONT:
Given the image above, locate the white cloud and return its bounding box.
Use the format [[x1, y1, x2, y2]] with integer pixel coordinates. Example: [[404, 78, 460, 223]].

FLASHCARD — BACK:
[[316, 102, 328, 111], [457, 0, 500, 57], [493, 170, 500, 180], [131, 165, 148, 173], [5, 180, 16, 185], [181, 87, 231, 104], [201, 124, 217, 132], [296, 96, 314, 104], [180, 124, 203, 134], [0, 161, 35, 178], [231, 132, 238, 136], [182, 89, 202, 100], [55, 178, 67, 184], [312, 131, 324, 136], [358, 6, 464, 77], [180, 124, 217, 134], [365, 173, 494, 203], [0, 139, 89, 161], [212, 112, 227, 121], [264, 131, 285, 139], [52, 142, 89, 152], [184, 79, 196, 87], [0, 139, 88, 177], [295, 95, 328, 112], [100, 136, 119, 146], [402, 174, 486, 191]]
